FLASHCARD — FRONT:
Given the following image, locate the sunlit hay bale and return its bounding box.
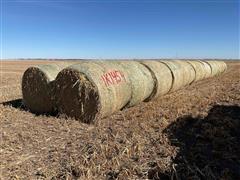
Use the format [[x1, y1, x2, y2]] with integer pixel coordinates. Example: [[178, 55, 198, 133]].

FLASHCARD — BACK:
[[219, 61, 225, 73], [198, 60, 212, 78], [213, 61, 223, 75], [187, 60, 206, 82], [140, 60, 172, 100], [55, 61, 132, 123], [222, 61, 228, 72], [205, 60, 222, 76], [218, 61, 227, 73], [160, 60, 195, 92], [22, 63, 74, 113], [115, 61, 154, 106], [215, 61, 223, 74]]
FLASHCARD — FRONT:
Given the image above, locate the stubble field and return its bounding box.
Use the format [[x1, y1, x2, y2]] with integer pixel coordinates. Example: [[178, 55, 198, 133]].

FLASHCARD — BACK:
[[0, 60, 240, 179]]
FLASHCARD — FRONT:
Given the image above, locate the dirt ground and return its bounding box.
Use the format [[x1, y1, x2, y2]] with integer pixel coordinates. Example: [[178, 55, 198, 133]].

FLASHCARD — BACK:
[[0, 60, 240, 180]]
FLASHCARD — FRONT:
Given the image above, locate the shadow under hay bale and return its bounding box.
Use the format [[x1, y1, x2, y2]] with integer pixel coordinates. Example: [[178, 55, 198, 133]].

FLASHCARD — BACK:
[[158, 105, 240, 180], [1, 98, 58, 116], [2, 99, 25, 109]]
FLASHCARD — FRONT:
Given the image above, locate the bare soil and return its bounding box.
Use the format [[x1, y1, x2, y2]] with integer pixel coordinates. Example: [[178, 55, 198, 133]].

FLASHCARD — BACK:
[[0, 60, 240, 179]]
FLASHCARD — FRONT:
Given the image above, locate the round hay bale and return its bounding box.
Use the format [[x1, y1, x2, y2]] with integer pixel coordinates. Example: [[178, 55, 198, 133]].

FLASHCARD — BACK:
[[55, 61, 132, 123], [198, 60, 212, 78], [222, 61, 228, 72], [160, 60, 195, 92], [218, 61, 227, 73], [140, 60, 172, 100], [206, 61, 224, 77], [216, 61, 223, 74], [220, 61, 226, 73], [205, 61, 219, 76], [214, 61, 223, 75], [187, 60, 206, 81], [115, 61, 154, 106], [22, 63, 75, 113]]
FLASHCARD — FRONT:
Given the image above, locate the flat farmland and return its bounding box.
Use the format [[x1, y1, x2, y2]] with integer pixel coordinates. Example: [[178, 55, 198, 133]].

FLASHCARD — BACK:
[[0, 60, 240, 179]]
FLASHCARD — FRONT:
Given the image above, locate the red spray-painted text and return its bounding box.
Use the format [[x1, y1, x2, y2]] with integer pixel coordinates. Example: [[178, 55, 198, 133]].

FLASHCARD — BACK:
[[101, 70, 126, 87]]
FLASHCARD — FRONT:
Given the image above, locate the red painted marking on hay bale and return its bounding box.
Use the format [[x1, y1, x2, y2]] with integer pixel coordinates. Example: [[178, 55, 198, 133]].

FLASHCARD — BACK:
[[101, 70, 126, 87]]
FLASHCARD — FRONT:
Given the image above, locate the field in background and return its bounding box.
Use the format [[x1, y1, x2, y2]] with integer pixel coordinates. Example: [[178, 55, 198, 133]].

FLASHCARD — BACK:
[[1, 60, 240, 179]]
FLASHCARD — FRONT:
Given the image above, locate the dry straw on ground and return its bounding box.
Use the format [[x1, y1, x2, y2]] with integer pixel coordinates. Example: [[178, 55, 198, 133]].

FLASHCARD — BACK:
[[1, 61, 239, 179]]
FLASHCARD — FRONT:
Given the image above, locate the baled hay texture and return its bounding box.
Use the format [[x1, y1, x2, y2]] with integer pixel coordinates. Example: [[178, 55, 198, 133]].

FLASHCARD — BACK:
[[55, 61, 132, 123], [213, 61, 223, 75], [160, 60, 195, 92], [187, 60, 206, 82], [218, 61, 227, 73], [55, 69, 100, 123], [116, 61, 154, 106], [223, 61, 228, 72], [198, 60, 212, 78], [218, 61, 225, 73], [205, 61, 220, 77], [176, 60, 196, 85], [22, 63, 74, 113], [215, 61, 223, 74], [140, 60, 173, 100]]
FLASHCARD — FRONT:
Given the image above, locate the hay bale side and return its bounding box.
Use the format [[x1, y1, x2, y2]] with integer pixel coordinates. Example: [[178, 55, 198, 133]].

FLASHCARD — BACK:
[[140, 60, 172, 100], [179, 60, 196, 85], [222, 61, 228, 72], [160, 60, 195, 92], [22, 63, 74, 113], [187, 60, 206, 82], [220, 61, 225, 73], [204, 61, 227, 76], [218, 61, 227, 73], [198, 60, 212, 78], [55, 61, 132, 123], [205, 61, 220, 77], [213, 61, 223, 75], [115, 61, 154, 106], [216, 61, 223, 74]]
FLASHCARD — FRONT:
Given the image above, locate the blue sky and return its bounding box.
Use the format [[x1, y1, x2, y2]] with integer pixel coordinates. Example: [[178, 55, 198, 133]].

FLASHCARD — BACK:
[[1, 0, 239, 59]]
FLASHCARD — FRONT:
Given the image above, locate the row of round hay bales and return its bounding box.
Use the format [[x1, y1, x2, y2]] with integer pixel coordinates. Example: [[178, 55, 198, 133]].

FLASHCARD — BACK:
[[198, 60, 212, 78], [22, 62, 76, 113], [54, 60, 226, 123], [159, 60, 196, 92], [205, 60, 227, 76], [22, 60, 227, 123], [55, 61, 160, 122]]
